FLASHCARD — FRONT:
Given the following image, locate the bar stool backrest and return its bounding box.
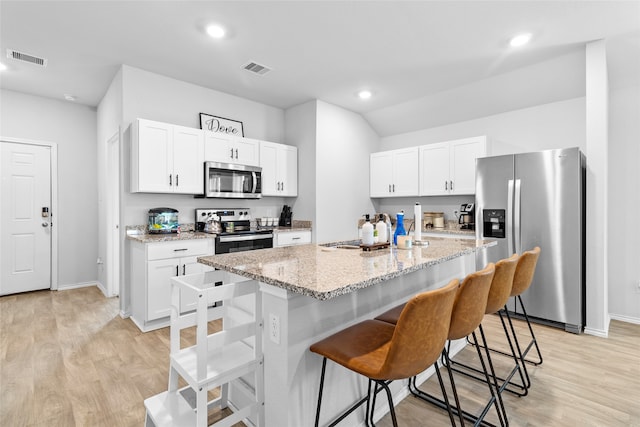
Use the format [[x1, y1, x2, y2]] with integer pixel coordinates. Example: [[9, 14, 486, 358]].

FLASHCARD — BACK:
[[485, 254, 519, 314], [448, 263, 495, 341], [511, 247, 541, 297], [379, 278, 460, 380]]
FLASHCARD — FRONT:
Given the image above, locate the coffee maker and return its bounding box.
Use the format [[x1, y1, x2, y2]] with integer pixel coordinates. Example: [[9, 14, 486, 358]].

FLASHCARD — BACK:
[[458, 203, 475, 230]]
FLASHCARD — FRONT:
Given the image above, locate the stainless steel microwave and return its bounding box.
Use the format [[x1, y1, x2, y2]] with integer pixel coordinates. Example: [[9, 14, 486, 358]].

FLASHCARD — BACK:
[[203, 161, 262, 199]]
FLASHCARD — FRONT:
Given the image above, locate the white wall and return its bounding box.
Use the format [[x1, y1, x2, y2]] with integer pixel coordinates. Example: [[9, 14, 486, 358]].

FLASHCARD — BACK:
[[0, 89, 98, 288], [285, 101, 318, 241], [379, 97, 586, 154], [96, 68, 124, 299], [377, 97, 586, 227], [118, 65, 288, 227], [315, 100, 378, 243], [608, 84, 640, 322]]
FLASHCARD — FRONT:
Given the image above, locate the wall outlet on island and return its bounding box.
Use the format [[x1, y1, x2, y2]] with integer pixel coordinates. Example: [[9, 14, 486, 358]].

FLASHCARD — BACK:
[[636, 280, 640, 294], [269, 313, 280, 344]]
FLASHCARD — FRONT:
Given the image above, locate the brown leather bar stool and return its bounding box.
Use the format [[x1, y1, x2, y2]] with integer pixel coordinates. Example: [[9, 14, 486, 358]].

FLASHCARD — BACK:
[[376, 264, 503, 427], [499, 247, 543, 387], [448, 254, 526, 411], [310, 279, 460, 427]]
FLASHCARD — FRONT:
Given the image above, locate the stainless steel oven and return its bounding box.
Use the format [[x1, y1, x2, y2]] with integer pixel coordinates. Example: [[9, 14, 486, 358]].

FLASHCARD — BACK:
[[215, 232, 273, 254], [195, 208, 273, 254]]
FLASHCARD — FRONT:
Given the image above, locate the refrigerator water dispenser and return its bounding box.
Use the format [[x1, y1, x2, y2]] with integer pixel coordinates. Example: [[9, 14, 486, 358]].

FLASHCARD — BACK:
[[483, 209, 505, 238]]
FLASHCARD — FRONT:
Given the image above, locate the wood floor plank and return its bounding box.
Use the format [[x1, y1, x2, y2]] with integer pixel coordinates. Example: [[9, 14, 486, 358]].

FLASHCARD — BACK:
[[2, 287, 639, 426]]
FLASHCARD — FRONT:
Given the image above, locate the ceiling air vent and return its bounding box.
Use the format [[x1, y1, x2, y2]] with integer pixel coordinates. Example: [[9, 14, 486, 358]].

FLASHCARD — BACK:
[[6, 49, 48, 67], [242, 61, 271, 76]]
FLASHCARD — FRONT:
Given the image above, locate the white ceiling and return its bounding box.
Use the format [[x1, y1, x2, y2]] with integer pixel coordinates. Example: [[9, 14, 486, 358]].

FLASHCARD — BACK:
[[1, 1, 639, 136]]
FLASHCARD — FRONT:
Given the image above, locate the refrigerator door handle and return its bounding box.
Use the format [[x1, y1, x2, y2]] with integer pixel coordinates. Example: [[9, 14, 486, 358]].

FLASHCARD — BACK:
[[507, 179, 514, 255], [514, 179, 522, 253]]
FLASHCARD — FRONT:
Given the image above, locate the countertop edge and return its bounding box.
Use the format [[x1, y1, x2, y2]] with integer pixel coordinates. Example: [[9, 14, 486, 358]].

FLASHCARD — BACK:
[[198, 240, 496, 300]]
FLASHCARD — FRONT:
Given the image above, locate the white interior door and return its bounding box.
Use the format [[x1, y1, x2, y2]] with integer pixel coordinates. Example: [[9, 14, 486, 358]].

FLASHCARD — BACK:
[[1, 142, 52, 295], [107, 132, 120, 297]]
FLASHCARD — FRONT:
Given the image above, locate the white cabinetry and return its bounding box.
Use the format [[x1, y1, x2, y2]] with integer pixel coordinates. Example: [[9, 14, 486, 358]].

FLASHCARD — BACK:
[[204, 133, 260, 167], [130, 238, 214, 331], [370, 147, 419, 197], [260, 141, 298, 197], [274, 229, 311, 247], [419, 136, 486, 196], [131, 119, 204, 194]]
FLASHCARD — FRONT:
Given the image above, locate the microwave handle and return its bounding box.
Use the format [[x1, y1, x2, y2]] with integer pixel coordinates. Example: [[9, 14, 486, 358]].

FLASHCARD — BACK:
[[252, 172, 257, 193]]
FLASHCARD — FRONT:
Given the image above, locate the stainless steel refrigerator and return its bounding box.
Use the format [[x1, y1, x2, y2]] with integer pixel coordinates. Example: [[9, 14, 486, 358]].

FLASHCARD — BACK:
[[475, 147, 585, 333]]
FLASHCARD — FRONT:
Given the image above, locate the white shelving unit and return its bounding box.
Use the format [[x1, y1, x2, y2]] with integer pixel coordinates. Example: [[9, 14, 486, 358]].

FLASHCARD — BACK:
[[144, 270, 264, 427]]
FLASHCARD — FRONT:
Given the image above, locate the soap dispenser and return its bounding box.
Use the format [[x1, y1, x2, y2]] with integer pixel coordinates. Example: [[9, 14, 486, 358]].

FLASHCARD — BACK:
[[362, 214, 374, 246], [393, 210, 406, 246], [376, 214, 388, 244]]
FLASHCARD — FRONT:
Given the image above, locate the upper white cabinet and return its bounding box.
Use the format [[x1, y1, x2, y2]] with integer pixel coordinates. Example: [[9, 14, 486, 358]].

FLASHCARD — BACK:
[[204, 133, 260, 167], [419, 136, 486, 196], [370, 147, 419, 197], [260, 141, 298, 197], [131, 119, 204, 194]]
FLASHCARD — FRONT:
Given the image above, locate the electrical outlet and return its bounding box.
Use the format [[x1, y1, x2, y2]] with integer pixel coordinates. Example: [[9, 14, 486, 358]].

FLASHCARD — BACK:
[[636, 281, 640, 294], [269, 313, 280, 344]]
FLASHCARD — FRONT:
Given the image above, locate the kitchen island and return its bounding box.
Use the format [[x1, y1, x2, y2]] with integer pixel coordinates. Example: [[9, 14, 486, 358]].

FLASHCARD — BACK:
[[198, 237, 495, 426]]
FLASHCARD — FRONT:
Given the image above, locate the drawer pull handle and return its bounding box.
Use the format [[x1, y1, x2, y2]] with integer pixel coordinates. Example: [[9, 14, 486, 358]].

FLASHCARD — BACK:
[[173, 248, 188, 252], [292, 237, 301, 240]]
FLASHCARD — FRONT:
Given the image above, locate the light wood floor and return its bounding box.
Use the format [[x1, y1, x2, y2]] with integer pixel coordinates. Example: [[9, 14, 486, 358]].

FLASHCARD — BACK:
[[1, 286, 639, 426]]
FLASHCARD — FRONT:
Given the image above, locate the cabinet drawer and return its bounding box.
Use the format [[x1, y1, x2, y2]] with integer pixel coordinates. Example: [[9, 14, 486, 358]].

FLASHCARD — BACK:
[[276, 230, 311, 247], [147, 239, 212, 260]]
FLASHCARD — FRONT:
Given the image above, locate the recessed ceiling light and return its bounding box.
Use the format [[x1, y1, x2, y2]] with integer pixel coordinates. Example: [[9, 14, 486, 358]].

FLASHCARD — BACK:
[[510, 33, 532, 47], [206, 24, 226, 39], [358, 90, 373, 100], [0, 62, 6, 71], [64, 94, 77, 101]]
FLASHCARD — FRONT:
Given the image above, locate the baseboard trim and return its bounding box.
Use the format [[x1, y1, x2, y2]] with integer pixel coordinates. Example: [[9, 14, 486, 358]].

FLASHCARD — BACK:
[[584, 327, 609, 338], [57, 281, 97, 291], [609, 313, 640, 325]]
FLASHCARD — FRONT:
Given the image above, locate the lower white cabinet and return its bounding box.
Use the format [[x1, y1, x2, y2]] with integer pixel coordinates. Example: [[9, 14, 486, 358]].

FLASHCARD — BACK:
[[274, 229, 311, 247], [130, 238, 214, 331]]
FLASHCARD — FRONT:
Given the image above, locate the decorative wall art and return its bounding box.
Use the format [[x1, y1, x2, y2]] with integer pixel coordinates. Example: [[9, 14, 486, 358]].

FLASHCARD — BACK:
[[199, 113, 244, 137]]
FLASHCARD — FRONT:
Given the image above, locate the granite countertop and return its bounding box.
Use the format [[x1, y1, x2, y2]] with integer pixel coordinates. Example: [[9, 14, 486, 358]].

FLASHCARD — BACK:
[[126, 221, 312, 244], [421, 228, 475, 236], [198, 237, 496, 300], [126, 231, 216, 243]]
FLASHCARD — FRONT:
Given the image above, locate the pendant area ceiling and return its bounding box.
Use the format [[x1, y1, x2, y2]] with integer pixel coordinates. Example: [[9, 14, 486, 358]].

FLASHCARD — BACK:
[[1, 1, 639, 136]]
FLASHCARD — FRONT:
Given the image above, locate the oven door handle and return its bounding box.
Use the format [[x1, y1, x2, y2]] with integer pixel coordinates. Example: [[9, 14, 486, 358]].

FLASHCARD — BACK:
[[218, 233, 273, 243]]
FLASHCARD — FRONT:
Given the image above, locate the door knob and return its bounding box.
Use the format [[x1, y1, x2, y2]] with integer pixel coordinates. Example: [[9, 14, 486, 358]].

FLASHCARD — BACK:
[[42, 222, 49, 227]]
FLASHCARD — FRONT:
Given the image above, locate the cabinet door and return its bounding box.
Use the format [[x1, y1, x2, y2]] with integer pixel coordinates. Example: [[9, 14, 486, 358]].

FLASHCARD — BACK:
[[259, 142, 279, 196], [392, 147, 419, 196], [419, 142, 450, 196], [172, 125, 204, 194], [450, 137, 486, 195], [233, 138, 260, 167], [204, 133, 234, 163], [370, 152, 393, 197], [279, 145, 298, 196], [136, 120, 173, 193], [147, 258, 179, 321]]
